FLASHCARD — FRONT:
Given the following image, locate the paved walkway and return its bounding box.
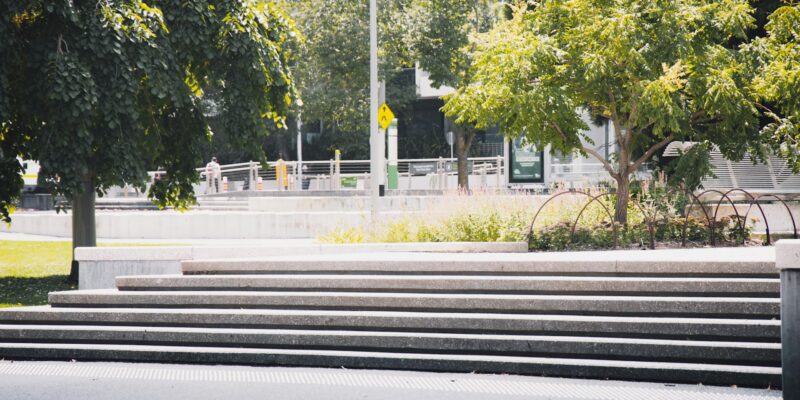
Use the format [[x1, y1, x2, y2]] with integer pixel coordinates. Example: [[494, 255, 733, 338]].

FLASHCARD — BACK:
[[0, 361, 782, 400], [259, 245, 776, 263]]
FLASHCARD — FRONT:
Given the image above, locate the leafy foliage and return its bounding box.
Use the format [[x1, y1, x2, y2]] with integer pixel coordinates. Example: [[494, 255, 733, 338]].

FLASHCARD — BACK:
[[319, 190, 752, 251], [404, 0, 500, 189], [278, 0, 415, 160], [663, 142, 715, 191], [0, 0, 298, 221], [404, 0, 497, 88], [746, 2, 800, 171], [443, 0, 766, 220]]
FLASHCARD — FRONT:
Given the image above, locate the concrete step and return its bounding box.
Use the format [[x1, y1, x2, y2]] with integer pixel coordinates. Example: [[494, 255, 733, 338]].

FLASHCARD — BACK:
[[0, 308, 780, 341], [0, 342, 781, 387], [0, 325, 780, 366], [115, 275, 780, 297], [191, 206, 249, 211], [182, 258, 777, 277], [0, 325, 781, 366], [196, 200, 249, 205], [46, 290, 780, 318]]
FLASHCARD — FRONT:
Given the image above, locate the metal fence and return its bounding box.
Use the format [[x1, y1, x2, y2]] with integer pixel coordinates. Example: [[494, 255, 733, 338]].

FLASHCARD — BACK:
[[527, 188, 798, 250], [149, 156, 506, 194]]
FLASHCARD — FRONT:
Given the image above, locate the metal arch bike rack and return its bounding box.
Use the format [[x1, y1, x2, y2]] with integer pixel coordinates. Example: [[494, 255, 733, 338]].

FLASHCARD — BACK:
[[681, 189, 739, 247], [719, 189, 771, 245]]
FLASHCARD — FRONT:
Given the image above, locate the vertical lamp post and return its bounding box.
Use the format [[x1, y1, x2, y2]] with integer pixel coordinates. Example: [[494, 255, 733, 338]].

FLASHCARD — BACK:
[[369, 0, 380, 222], [369, 0, 381, 225]]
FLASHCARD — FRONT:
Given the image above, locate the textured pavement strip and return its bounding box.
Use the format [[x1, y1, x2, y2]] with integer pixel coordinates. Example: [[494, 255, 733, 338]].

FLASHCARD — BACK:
[[0, 361, 781, 400]]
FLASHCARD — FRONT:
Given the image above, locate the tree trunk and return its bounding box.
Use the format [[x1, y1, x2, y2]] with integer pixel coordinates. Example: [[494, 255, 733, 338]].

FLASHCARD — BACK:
[[69, 174, 96, 284], [614, 175, 630, 225], [454, 124, 476, 191]]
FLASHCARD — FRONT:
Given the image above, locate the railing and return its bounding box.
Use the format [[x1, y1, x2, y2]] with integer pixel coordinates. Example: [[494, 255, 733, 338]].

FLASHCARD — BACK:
[[147, 156, 506, 194], [549, 162, 610, 182]]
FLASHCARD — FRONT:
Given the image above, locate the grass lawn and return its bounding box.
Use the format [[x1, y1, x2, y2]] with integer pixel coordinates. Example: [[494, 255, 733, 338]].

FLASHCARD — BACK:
[[0, 241, 74, 308], [0, 241, 184, 308]]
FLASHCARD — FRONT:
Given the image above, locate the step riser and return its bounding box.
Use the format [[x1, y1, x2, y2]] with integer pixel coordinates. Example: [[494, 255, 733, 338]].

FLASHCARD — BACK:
[[0, 328, 780, 366], [0, 345, 781, 387], [182, 261, 778, 277], [47, 293, 780, 319], [115, 277, 780, 297], [0, 311, 780, 341], [0, 253, 783, 388]]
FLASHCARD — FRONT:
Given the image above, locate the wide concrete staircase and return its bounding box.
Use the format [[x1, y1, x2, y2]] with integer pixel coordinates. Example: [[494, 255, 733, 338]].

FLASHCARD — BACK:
[[0, 256, 782, 387]]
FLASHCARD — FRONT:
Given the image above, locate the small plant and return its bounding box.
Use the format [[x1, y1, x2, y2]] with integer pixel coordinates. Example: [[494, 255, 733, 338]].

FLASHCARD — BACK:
[[317, 191, 754, 251]]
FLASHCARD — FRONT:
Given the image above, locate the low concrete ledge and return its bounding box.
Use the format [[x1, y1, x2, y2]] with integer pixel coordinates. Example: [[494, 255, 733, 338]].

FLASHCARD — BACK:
[[75, 242, 527, 290], [75, 247, 193, 261], [776, 240, 800, 399]]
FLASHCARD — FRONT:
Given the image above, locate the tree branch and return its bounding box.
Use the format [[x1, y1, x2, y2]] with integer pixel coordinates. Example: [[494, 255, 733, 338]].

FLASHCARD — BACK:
[[552, 121, 617, 177], [628, 102, 639, 130], [630, 134, 675, 173], [606, 90, 625, 151], [583, 145, 617, 177], [550, 122, 569, 144], [754, 102, 778, 116]]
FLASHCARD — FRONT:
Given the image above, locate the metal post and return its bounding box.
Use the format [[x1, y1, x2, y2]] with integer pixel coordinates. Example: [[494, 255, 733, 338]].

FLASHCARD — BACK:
[[334, 150, 341, 190], [503, 139, 510, 188], [329, 159, 335, 190], [369, 0, 379, 222], [249, 161, 257, 192], [297, 118, 303, 191], [387, 119, 398, 190], [437, 157, 444, 191], [778, 240, 800, 399], [496, 155, 502, 189]]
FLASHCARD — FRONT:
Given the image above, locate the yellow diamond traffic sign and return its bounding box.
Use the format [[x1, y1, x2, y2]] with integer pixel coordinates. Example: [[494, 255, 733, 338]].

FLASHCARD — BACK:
[[378, 103, 395, 130]]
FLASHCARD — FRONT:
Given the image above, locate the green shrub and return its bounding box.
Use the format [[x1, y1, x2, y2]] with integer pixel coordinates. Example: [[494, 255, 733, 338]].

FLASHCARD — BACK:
[[318, 190, 753, 251]]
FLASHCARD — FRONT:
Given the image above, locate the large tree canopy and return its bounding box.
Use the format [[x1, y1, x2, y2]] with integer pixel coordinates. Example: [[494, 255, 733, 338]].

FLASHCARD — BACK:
[[404, 0, 499, 189], [444, 0, 766, 221], [747, 2, 800, 169], [278, 0, 415, 160], [0, 0, 298, 223]]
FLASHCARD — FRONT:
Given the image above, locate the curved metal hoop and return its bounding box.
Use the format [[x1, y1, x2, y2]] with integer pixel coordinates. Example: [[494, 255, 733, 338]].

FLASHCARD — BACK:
[[680, 190, 714, 247], [569, 193, 619, 249], [753, 194, 798, 241], [528, 187, 795, 250], [527, 190, 595, 239], [708, 190, 745, 246], [721, 189, 770, 245]]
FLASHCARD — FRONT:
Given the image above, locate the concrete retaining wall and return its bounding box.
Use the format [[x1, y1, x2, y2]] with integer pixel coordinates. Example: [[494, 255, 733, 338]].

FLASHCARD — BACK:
[[247, 195, 545, 213], [248, 196, 442, 212], [4, 210, 406, 239], [75, 242, 528, 290], [710, 203, 799, 233], [6, 195, 545, 239]]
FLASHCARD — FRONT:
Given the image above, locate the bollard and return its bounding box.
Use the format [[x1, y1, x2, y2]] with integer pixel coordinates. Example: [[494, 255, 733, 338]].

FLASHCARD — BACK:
[[329, 159, 335, 190], [334, 150, 341, 190], [777, 239, 800, 399], [437, 157, 445, 191], [222, 176, 228, 192], [249, 161, 258, 192], [496, 155, 503, 189], [276, 159, 288, 191]]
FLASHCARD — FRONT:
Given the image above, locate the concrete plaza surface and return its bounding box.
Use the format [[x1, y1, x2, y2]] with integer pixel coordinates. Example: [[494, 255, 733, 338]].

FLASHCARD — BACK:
[[0, 361, 782, 400]]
